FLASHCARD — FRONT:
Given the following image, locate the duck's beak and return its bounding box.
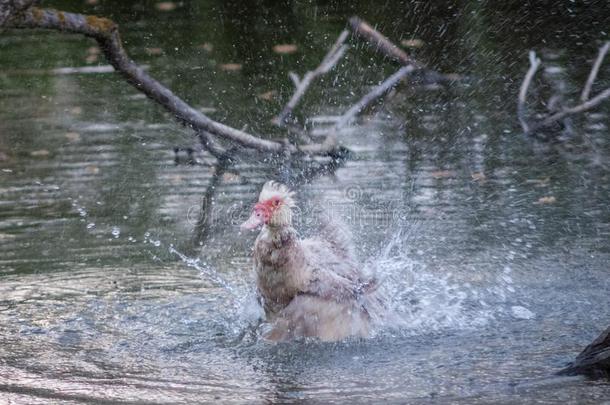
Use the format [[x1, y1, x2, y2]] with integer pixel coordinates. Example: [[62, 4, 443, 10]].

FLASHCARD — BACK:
[[240, 211, 263, 231]]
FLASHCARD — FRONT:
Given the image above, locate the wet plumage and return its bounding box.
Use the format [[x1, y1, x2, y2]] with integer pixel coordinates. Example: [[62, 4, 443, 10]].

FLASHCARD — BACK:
[[241, 181, 383, 341]]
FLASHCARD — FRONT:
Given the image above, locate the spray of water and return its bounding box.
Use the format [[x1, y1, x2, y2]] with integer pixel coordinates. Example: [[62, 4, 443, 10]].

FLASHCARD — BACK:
[[71, 197, 518, 341], [366, 230, 501, 336]]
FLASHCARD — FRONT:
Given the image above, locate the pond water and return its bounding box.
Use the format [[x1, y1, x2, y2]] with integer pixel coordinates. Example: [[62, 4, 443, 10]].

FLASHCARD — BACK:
[[1, 1, 610, 403]]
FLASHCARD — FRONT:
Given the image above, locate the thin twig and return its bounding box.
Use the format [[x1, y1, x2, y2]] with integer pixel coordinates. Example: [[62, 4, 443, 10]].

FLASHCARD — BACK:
[[348, 17, 453, 84], [192, 159, 228, 247], [197, 131, 229, 160], [518, 50, 541, 133], [581, 41, 610, 102], [275, 29, 349, 125], [335, 65, 415, 129], [529, 87, 610, 133], [349, 17, 421, 68], [288, 72, 300, 87]]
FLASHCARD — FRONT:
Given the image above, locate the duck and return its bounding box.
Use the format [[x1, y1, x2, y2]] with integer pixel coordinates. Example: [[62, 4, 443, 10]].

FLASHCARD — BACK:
[[240, 181, 383, 342]]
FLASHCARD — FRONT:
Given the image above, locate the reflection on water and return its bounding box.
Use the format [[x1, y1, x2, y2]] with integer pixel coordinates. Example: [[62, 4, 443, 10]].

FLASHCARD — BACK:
[[1, 0, 610, 403]]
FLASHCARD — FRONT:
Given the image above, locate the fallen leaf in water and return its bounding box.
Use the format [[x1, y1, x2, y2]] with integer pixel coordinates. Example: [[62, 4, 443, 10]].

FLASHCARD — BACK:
[[471, 172, 486, 182], [401, 38, 424, 48], [155, 2, 176, 11], [219, 63, 242, 72], [421, 207, 437, 216], [431, 170, 455, 178], [526, 177, 550, 187], [0, 151, 8, 161], [85, 0, 99, 5], [536, 196, 556, 205], [85, 54, 98, 64], [257, 90, 276, 101], [70, 106, 82, 115], [169, 174, 183, 184], [222, 173, 240, 183], [145, 47, 163, 56], [30, 150, 50, 157], [65, 132, 81, 142], [444, 73, 462, 81], [87, 46, 100, 55], [86, 165, 99, 174], [197, 43, 214, 52], [273, 44, 298, 54]]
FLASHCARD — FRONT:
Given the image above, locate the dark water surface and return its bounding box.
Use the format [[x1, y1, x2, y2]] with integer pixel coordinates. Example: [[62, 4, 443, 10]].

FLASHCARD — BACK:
[[1, 1, 610, 403]]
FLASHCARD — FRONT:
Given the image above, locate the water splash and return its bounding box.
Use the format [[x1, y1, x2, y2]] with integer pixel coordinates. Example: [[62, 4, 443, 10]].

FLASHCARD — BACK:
[[66, 197, 520, 341], [169, 246, 235, 293], [367, 230, 505, 335], [168, 246, 263, 338]]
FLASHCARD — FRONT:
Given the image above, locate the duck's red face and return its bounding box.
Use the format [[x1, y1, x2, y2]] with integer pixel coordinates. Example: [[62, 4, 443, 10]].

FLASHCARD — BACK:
[[240, 196, 282, 230]]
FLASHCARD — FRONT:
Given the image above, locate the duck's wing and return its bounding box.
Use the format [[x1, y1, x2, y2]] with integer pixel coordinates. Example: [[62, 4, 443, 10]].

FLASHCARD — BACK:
[[317, 218, 356, 261], [299, 238, 376, 302]]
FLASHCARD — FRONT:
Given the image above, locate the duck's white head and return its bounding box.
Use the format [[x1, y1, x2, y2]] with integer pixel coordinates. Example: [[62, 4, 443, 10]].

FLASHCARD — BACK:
[[240, 181, 296, 231]]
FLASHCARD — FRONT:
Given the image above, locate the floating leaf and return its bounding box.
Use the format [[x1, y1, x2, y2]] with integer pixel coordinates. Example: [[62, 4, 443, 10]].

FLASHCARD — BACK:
[[526, 177, 550, 187], [30, 150, 50, 157], [145, 47, 163, 56], [65, 132, 81, 142], [401, 38, 424, 48], [222, 173, 240, 183], [169, 174, 183, 184], [85, 0, 99, 5], [257, 90, 276, 101], [155, 2, 176, 11], [536, 196, 556, 205], [197, 43, 214, 52], [85, 54, 99, 64], [431, 170, 455, 178], [86, 165, 100, 174], [471, 172, 486, 182], [273, 44, 298, 54], [219, 63, 242, 72]]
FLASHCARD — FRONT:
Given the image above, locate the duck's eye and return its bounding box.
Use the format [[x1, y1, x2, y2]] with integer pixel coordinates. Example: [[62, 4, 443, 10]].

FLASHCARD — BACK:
[[274, 199, 280, 206], [256, 212, 261, 217]]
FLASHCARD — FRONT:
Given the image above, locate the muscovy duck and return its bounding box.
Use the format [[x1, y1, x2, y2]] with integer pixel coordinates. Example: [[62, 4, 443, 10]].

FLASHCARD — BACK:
[[241, 181, 383, 341]]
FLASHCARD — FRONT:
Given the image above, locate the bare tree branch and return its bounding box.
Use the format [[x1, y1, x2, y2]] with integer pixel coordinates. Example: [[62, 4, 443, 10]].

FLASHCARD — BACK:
[[348, 17, 454, 85], [197, 131, 230, 160], [191, 159, 228, 248], [4, 6, 343, 157], [529, 87, 610, 133], [275, 29, 349, 125], [349, 16, 422, 68], [335, 65, 415, 129], [519, 44, 610, 135], [581, 41, 610, 102], [518, 50, 541, 133]]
